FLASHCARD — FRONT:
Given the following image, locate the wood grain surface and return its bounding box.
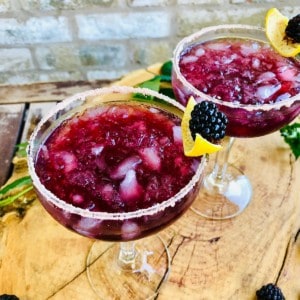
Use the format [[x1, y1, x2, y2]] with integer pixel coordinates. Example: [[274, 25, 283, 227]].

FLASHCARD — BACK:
[[0, 66, 299, 300]]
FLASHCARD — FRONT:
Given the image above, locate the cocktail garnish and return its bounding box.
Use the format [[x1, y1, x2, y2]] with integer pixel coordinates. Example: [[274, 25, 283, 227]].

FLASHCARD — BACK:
[[280, 123, 300, 160], [189, 100, 228, 142], [181, 96, 227, 157], [285, 14, 300, 43], [265, 8, 300, 57], [256, 283, 285, 300]]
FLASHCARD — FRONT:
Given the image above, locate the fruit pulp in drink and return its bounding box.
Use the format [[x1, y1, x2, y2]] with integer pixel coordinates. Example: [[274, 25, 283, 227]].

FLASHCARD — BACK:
[[172, 38, 300, 137], [34, 102, 202, 240]]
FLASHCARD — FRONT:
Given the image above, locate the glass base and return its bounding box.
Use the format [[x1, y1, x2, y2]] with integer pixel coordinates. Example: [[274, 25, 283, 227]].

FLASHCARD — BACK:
[[86, 235, 170, 299], [191, 164, 252, 219]]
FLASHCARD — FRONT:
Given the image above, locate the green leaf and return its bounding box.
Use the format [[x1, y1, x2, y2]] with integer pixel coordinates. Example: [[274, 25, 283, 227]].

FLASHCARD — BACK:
[[0, 176, 32, 195], [134, 76, 162, 100], [0, 186, 33, 207], [160, 60, 173, 77], [159, 87, 176, 99], [280, 123, 300, 159], [15, 142, 29, 158]]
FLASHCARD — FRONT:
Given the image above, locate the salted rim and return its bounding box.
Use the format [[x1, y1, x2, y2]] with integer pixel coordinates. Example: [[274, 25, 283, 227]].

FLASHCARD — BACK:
[[27, 85, 206, 221], [173, 24, 300, 111]]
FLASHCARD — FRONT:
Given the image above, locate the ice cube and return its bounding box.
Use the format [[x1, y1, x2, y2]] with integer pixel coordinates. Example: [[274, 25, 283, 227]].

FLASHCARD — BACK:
[[195, 48, 205, 57], [110, 156, 142, 180], [172, 126, 182, 143], [256, 84, 281, 100], [54, 151, 78, 172], [73, 217, 102, 237], [40, 145, 49, 160], [72, 194, 84, 205], [252, 58, 260, 69], [139, 147, 161, 171], [222, 54, 238, 64], [121, 221, 140, 240], [207, 42, 230, 51], [91, 145, 104, 156], [276, 92, 291, 102], [181, 55, 198, 64], [257, 72, 276, 83], [120, 170, 143, 202], [240, 42, 259, 56], [85, 106, 109, 119], [277, 66, 297, 81]]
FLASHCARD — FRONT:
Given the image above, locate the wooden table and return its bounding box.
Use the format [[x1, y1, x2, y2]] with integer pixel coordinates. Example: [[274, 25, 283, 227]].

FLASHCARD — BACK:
[[0, 68, 299, 299]]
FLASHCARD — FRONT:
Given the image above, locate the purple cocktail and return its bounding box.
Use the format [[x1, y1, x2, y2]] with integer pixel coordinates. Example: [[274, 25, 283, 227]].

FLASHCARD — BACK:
[[172, 25, 300, 219], [27, 86, 206, 298]]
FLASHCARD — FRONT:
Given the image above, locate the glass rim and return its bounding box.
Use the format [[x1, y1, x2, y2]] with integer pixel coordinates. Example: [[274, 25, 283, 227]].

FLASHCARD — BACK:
[[27, 85, 207, 221], [172, 24, 300, 110]]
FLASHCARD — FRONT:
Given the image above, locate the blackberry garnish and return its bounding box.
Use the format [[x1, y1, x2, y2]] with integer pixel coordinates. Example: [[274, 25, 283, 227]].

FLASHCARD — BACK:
[[0, 295, 19, 300], [189, 101, 228, 142], [256, 283, 285, 300], [285, 14, 300, 43]]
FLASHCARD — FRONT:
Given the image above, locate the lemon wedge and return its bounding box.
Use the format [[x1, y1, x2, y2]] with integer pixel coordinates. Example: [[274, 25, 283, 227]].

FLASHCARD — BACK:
[[181, 96, 222, 157], [265, 8, 300, 57]]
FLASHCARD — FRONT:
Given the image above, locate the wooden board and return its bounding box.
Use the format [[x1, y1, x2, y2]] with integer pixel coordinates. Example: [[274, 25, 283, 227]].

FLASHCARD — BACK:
[[0, 80, 111, 104], [0, 134, 299, 299], [20, 102, 57, 142], [0, 66, 299, 299], [0, 104, 25, 186]]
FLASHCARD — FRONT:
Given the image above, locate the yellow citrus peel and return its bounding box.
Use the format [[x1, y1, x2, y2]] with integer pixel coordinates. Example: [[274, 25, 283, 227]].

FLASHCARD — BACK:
[[181, 96, 222, 157], [265, 8, 300, 57]]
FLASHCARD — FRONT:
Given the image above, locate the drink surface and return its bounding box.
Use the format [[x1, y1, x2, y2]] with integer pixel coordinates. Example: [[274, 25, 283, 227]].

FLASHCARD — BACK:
[[35, 103, 199, 214], [179, 38, 300, 105]]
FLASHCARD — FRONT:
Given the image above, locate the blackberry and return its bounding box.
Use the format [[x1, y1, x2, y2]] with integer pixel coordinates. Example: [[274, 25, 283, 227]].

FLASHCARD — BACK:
[[285, 14, 300, 43], [0, 295, 19, 300], [256, 283, 285, 300], [189, 101, 228, 142]]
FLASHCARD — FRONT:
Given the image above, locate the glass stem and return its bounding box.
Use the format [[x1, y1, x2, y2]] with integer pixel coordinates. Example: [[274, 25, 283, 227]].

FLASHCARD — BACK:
[[118, 241, 137, 271], [206, 137, 235, 190]]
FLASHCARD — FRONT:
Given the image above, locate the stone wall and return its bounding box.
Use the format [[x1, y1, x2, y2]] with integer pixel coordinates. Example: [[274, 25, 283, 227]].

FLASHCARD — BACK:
[[0, 0, 298, 85]]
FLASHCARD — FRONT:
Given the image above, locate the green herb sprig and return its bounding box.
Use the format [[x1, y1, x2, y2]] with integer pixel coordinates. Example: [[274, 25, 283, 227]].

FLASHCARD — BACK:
[[0, 143, 33, 211], [280, 122, 300, 160], [133, 60, 175, 100]]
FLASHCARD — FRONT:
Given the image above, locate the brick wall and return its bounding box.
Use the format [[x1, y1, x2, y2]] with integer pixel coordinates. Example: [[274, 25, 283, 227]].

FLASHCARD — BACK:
[[0, 0, 298, 85]]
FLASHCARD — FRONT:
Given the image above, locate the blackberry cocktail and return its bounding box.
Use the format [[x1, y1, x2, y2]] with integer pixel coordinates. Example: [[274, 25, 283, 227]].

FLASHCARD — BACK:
[[172, 25, 300, 219], [27, 86, 206, 299]]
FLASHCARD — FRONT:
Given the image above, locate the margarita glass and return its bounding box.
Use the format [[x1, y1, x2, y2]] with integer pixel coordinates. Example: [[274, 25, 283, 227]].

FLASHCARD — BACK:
[[172, 24, 300, 219], [27, 86, 206, 299]]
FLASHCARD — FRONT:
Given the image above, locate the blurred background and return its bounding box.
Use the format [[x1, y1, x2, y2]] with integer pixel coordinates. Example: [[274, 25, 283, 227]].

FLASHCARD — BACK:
[[0, 0, 299, 86]]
